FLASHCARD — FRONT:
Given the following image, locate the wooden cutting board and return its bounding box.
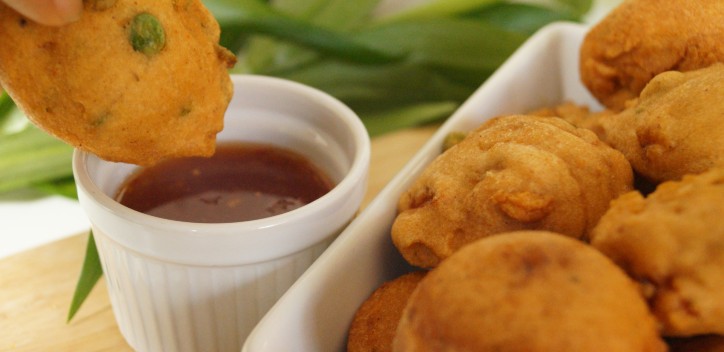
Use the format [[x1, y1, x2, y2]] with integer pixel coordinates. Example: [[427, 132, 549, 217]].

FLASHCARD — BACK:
[[0, 125, 438, 351]]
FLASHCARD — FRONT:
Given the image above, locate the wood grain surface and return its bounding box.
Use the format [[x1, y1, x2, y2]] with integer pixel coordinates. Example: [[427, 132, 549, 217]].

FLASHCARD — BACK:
[[0, 125, 439, 352]]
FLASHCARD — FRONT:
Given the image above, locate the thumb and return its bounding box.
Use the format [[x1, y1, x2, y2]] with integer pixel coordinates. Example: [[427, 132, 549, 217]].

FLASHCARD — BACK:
[[2, 0, 82, 26]]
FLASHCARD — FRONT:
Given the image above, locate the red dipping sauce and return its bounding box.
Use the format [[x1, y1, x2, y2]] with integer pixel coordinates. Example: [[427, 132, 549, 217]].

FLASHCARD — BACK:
[[115, 142, 334, 223]]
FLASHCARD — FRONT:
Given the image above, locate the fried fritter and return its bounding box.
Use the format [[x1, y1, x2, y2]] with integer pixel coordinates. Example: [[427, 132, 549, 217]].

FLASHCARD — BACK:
[[586, 64, 724, 183], [347, 271, 427, 352], [391, 115, 632, 268], [579, 0, 724, 110], [0, 0, 236, 165], [527, 101, 614, 136], [393, 231, 667, 352], [591, 168, 724, 336]]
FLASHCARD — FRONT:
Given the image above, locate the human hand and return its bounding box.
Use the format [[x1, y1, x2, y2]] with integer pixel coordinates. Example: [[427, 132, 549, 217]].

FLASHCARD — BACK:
[[1, 0, 82, 26]]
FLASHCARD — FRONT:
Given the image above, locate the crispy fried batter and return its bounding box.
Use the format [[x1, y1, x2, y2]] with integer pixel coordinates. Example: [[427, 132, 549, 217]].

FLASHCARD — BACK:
[[527, 101, 614, 136], [394, 231, 666, 352], [591, 168, 724, 336], [528, 101, 596, 127], [0, 0, 236, 165], [585, 64, 724, 183], [579, 0, 724, 110], [347, 271, 427, 352], [391, 115, 632, 268]]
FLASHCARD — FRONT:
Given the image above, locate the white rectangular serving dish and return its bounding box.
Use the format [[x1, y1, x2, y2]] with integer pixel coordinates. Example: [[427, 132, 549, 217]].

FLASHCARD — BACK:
[[243, 22, 600, 352]]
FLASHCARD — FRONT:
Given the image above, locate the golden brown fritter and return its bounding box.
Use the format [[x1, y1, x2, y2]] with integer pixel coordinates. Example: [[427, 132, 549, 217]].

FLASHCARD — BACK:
[[347, 271, 427, 352], [391, 115, 632, 268], [393, 231, 667, 352], [591, 168, 724, 336], [528, 101, 593, 126], [586, 64, 724, 183], [0, 0, 236, 165], [527, 101, 614, 136], [579, 0, 724, 111]]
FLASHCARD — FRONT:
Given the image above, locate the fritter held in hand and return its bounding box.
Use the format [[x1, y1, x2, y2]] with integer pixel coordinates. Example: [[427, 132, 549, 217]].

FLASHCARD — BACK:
[[391, 115, 632, 268], [347, 271, 427, 352], [0, 0, 236, 165], [589, 64, 724, 183], [591, 168, 724, 336], [394, 231, 666, 352], [579, 0, 724, 110]]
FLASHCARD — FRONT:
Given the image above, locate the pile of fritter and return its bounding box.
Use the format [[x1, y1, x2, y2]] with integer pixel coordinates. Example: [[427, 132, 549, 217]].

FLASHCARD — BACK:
[[348, 0, 724, 351], [579, 0, 724, 111]]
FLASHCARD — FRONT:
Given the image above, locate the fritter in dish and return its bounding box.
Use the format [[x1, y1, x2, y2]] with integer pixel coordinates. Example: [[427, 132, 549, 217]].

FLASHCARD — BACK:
[[591, 168, 724, 336], [391, 114, 632, 268], [393, 231, 666, 352], [579, 0, 724, 111], [585, 64, 724, 183], [527, 101, 614, 136], [0, 0, 236, 165], [347, 271, 427, 352]]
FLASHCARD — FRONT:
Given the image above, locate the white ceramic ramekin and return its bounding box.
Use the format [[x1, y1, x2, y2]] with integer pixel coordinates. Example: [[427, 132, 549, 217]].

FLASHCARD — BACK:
[[73, 75, 370, 352]]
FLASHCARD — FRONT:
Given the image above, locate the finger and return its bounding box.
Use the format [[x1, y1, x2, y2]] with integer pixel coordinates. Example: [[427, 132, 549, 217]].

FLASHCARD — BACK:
[[2, 0, 82, 26]]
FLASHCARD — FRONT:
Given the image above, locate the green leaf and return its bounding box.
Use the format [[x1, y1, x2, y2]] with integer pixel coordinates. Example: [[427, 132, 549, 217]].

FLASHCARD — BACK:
[[362, 101, 458, 136], [0, 91, 12, 119], [465, 3, 579, 34], [553, 0, 594, 18], [234, 0, 384, 73], [274, 19, 525, 117], [272, 0, 382, 30], [0, 126, 74, 193], [279, 60, 475, 113], [67, 232, 103, 322], [376, 0, 501, 23], [236, 1, 592, 136], [33, 176, 78, 199], [356, 18, 527, 74], [205, 0, 403, 63]]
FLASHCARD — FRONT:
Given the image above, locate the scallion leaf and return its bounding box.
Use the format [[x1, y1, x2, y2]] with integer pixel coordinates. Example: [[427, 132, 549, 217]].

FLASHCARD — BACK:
[[67, 232, 103, 322], [206, 0, 404, 63], [0, 90, 12, 118], [0, 125, 74, 193], [465, 3, 579, 34], [375, 0, 501, 23], [272, 0, 382, 30], [555, 0, 595, 18], [363, 101, 459, 136], [33, 176, 78, 199]]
